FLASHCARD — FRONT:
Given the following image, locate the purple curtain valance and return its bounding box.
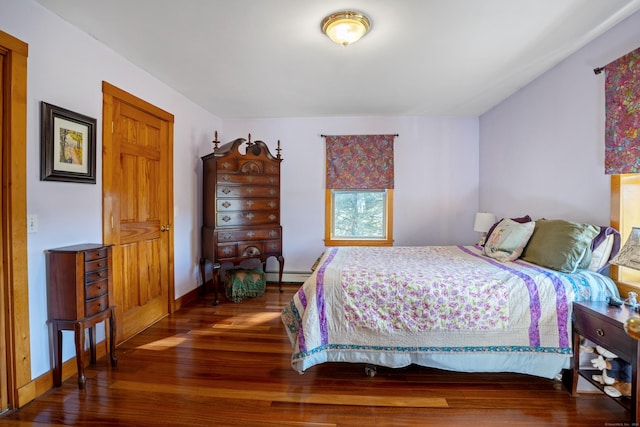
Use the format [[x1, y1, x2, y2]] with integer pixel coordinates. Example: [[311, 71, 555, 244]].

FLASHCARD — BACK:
[[325, 134, 395, 189], [604, 47, 640, 174]]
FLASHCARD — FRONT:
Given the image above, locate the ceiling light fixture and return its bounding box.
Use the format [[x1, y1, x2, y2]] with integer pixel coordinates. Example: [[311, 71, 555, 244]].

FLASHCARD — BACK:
[[321, 11, 371, 46]]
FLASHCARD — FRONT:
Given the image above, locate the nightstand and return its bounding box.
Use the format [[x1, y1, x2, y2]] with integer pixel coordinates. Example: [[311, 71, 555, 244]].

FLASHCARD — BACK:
[[570, 301, 639, 425]]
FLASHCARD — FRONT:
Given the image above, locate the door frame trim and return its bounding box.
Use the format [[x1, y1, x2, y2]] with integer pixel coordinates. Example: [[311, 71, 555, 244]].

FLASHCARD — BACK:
[[0, 30, 32, 409]]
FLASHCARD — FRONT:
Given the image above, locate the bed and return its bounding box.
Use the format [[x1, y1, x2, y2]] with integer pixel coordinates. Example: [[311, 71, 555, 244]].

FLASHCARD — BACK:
[[281, 218, 621, 379]]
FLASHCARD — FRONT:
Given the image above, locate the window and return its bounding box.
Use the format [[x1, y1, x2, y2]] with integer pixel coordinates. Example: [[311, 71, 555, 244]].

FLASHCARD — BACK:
[[324, 134, 396, 246], [611, 174, 640, 296], [325, 189, 393, 246]]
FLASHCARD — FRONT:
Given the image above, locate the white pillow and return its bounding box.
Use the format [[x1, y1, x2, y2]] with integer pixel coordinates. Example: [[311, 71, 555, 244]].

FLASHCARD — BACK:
[[588, 233, 614, 272], [484, 218, 536, 262]]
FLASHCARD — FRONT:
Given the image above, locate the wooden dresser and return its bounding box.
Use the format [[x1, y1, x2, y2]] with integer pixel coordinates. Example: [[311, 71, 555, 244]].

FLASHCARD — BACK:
[[200, 135, 284, 304], [46, 243, 117, 389]]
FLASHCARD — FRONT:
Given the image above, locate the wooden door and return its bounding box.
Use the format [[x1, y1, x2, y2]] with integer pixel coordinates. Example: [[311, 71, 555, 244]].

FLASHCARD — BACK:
[[102, 82, 174, 343]]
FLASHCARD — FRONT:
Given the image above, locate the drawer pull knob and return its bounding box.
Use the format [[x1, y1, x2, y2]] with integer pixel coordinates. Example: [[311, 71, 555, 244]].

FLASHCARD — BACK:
[[596, 328, 605, 337]]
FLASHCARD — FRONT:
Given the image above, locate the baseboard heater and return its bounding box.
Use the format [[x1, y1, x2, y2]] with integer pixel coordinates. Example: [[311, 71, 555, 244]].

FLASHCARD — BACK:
[[266, 271, 311, 284]]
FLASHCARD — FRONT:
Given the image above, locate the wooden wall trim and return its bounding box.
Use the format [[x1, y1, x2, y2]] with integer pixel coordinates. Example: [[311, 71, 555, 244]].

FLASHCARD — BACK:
[[0, 30, 31, 409]]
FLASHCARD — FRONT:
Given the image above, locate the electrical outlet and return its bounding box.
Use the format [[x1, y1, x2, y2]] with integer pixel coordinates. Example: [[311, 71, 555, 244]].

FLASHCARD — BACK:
[[27, 214, 38, 233]]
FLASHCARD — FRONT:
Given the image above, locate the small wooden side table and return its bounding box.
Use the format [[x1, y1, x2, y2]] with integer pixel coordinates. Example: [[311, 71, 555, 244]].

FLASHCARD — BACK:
[[569, 301, 639, 425], [46, 244, 118, 389]]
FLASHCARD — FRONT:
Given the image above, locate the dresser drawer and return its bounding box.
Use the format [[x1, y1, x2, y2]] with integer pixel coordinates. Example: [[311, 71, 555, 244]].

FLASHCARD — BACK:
[[217, 211, 279, 227], [85, 294, 109, 317], [217, 157, 238, 171], [217, 227, 280, 242], [217, 198, 278, 212], [216, 243, 238, 258], [216, 185, 278, 199], [85, 278, 109, 300], [85, 268, 109, 284], [263, 239, 282, 253], [218, 172, 279, 186], [85, 257, 109, 272], [216, 239, 281, 260], [84, 247, 109, 262]]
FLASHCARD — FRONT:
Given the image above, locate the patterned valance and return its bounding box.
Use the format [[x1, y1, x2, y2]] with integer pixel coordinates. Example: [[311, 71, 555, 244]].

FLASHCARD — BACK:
[[604, 47, 640, 174], [325, 134, 395, 189]]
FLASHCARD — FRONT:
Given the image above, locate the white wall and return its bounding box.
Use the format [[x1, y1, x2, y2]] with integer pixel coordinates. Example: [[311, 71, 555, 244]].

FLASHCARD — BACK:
[[222, 116, 480, 272], [1, 0, 221, 378], [479, 10, 640, 226]]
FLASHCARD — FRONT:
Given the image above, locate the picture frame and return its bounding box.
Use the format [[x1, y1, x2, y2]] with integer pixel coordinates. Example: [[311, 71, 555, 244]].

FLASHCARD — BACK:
[[40, 101, 97, 184]]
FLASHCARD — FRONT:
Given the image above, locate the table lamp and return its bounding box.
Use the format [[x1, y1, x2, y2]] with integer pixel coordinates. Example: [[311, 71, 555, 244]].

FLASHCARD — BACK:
[[610, 227, 640, 339], [473, 212, 496, 245]]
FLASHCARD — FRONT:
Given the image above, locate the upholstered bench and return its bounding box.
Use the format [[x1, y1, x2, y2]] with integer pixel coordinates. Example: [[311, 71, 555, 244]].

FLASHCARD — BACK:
[[224, 268, 266, 303]]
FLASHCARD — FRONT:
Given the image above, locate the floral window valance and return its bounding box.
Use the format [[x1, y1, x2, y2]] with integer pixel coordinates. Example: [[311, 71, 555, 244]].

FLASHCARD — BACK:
[[325, 134, 395, 189], [605, 47, 640, 174]]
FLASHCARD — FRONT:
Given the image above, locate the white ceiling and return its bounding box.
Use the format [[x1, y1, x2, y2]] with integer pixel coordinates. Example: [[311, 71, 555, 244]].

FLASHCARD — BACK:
[[35, 0, 640, 119]]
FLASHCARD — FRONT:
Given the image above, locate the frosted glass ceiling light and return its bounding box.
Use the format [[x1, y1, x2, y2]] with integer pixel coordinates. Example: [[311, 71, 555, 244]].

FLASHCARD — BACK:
[[321, 11, 371, 46]]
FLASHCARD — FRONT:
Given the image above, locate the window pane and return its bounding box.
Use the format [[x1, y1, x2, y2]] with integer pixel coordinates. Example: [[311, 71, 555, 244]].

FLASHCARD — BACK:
[[332, 190, 386, 239]]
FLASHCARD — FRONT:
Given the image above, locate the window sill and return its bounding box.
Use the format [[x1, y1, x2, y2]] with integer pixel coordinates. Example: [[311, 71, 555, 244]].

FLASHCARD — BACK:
[[616, 280, 640, 299], [324, 238, 393, 247]]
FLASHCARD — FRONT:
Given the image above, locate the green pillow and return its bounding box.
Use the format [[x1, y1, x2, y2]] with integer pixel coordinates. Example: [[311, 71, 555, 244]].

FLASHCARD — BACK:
[[521, 219, 599, 273]]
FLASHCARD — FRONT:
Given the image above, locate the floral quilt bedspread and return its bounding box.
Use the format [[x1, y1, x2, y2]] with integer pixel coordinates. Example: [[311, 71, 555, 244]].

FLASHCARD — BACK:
[[281, 245, 619, 373]]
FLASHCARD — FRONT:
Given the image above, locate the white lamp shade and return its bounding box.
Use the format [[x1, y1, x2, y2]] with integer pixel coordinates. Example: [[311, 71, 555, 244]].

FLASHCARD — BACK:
[[474, 212, 496, 233], [611, 227, 640, 270]]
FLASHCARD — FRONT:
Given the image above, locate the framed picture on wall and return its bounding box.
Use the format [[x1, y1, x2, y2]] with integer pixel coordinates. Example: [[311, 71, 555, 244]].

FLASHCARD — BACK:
[[40, 101, 97, 184]]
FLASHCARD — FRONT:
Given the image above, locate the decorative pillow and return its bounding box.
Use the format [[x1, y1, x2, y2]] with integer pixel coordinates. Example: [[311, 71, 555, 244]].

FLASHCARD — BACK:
[[521, 219, 600, 273], [484, 215, 532, 246], [483, 218, 536, 262]]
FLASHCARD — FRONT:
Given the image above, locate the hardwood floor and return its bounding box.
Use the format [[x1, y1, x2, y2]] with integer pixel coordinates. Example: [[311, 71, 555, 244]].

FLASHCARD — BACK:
[[0, 284, 632, 426]]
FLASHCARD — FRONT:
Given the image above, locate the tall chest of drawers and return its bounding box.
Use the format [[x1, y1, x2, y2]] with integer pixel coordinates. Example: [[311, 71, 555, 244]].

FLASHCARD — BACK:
[[46, 243, 117, 389], [200, 135, 284, 304]]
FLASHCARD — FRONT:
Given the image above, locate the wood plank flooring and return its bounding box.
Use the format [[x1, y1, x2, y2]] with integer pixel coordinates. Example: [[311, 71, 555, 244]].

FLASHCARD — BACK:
[[0, 284, 633, 426]]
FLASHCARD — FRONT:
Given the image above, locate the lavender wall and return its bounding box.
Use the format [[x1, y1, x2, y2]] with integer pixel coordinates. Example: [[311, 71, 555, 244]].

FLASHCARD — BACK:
[[221, 116, 480, 272], [479, 11, 640, 226], [1, 0, 221, 378]]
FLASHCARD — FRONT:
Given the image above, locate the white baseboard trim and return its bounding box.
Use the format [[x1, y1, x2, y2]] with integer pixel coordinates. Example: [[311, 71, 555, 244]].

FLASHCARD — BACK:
[[266, 271, 311, 283]]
